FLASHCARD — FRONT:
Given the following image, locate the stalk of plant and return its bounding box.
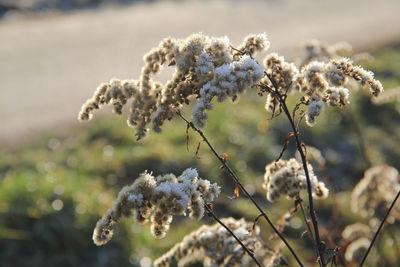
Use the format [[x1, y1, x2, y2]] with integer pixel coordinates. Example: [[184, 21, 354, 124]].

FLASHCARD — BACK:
[[177, 111, 304, 266], [203, 204, 263, 267], [260, 75, 326, 266], [77, 33, 396, 267], [359, 189, 400, 267]]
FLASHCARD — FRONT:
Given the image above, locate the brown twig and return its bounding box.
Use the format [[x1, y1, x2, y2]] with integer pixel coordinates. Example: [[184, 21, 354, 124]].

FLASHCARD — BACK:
[[264, 72, 326, 267], [296, 196, 315, 242], [204, 204, 263, 267], [359, 189, 400, 267], [176, 111, 304, 267], [275, 132, 295, 162], [296, 195, 321, 262]]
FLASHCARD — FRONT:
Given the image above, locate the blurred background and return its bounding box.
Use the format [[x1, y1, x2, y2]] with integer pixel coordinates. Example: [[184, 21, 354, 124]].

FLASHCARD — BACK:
[[1, 0, 400, 266]]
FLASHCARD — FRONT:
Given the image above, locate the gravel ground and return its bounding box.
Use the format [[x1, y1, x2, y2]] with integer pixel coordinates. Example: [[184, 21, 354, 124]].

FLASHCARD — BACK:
[[1, 0, 400, 143]]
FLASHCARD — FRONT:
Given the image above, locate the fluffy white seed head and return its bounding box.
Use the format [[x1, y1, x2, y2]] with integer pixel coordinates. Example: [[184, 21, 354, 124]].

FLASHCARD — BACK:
[[298, 39, 352, 66], [274, 57, 384, 127], [344, 238, 371, 263], [342, 223, 372, 242], [153, 218, 266, 267], [351, 165, 400, 223], [192, 55, 264, 128], [92, 169, 220, 245], [263, 158, 328, 202], [295, 146, 326, 169], [79, 33, 268, 139], [371, 86, 400, 114], [305, 98, 324, 126]]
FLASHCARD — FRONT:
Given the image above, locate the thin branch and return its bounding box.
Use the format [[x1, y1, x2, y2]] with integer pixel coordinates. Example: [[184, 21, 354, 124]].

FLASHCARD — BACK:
[[204, 204, 263, 267], [176, 111, 304, 267], [264, 73, 326, 267], [297, 195, 320, 262], [359, 189, 400, 267], [275, 132, 295, 162], [297, 196, 315, 242]]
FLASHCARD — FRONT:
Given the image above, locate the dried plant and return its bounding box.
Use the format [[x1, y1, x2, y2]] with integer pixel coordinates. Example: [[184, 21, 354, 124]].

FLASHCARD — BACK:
[[371, 86, 400, 114], [263, 158, 328, 202], [344, 237, 371, 263], [342, 223, 373, 242], [297, 39, 353, 66], [351, 165, 400, 223], [78, 33, 399, 267], [93, 168, 220, 245], [295, 146, 326, 170], [262, 56, 383, 126], [154, 217, 268, 267], [79, 33, 267, 140], [341, 223, 374, 263]]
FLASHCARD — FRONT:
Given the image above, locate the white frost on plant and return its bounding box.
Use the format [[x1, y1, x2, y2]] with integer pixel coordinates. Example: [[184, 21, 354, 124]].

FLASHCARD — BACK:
[[153, 218, 267, 267], [192, 55, 264, 128], [305, 98, 325, 126], [263, 158, 329, 202], [79, 33, 269, 139], [92, 168, 220, 245]]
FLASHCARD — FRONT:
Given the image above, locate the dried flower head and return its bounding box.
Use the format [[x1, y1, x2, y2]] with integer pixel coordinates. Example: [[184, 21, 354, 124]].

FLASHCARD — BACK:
[[261, 46, 383, 126], [295, 146, 326, 169], [298, 39, 352, 66], [342, 223, 372, 242], [371, 86, 400, 114], [263, 158, 328, 202], [344, 237, 371, 263], [236, 33, 270, 58], [79, 33, 268, 139], [262, 53, 300, 113], [341, 223, 373, 263], [295, 58, 382, 126], [92, 168, 220, 245], [153, 217, 266, 267], [351, 165, 400, 223], [264, 253, 288, 267], [298, 39, 375, 67]]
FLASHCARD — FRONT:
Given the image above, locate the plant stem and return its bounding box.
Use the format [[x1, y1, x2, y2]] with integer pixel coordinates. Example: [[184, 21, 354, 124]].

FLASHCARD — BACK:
[[265, 74, 326, 266], [204, 204, 263, 267], [359, 189, 400, 267], [176, 111, 304, 267], [297, 196, 318, 252]]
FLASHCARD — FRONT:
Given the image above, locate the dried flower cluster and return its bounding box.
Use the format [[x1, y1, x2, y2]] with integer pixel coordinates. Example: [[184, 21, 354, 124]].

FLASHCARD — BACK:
[[297, 39, 374, 67], [344, 237, 371, 263], [262, 53, 383, 126], [263, 158, 329, 202], [371, 86, 400, 114], [79, 33, 268, 139], [341, 223, 373, 262], [300, 58, 383, 126], [342, 223, 372, 242], [261, 53, 300, 112], [297, 39, 353, 66], [153, 217, 267, 267], [351, 165, 400, 223], [92, 169, 220, 246], [295, 145, 326, 169], [263, 253, 287, 267]]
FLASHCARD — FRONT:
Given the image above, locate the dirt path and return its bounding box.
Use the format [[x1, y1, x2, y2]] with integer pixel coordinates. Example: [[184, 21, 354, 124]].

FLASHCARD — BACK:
[[1, 0, 399, 143]]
